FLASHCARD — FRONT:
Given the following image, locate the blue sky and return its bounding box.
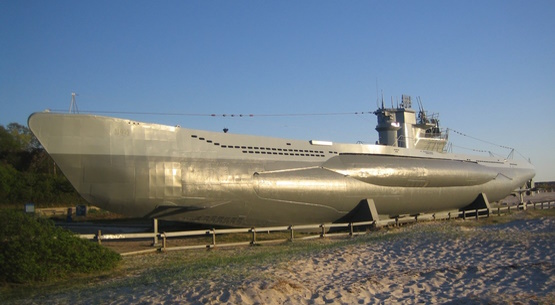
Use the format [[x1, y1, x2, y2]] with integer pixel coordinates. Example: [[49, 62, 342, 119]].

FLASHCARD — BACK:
[[1, 1, 554, 181]]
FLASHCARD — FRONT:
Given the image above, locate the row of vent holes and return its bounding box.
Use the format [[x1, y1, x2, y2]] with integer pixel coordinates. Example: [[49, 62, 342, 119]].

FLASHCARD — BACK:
[[191, 134, 328, 154], [226, 145, 323, 154], [242, 151, 325, 157]]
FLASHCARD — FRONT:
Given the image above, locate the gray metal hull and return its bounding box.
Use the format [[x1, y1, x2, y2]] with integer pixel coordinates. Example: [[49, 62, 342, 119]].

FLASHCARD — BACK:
[[28, 112, 536, 226]]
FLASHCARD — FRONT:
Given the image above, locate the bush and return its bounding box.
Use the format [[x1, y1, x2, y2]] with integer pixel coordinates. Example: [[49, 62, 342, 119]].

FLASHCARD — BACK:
[[0, 209, 121, 284]]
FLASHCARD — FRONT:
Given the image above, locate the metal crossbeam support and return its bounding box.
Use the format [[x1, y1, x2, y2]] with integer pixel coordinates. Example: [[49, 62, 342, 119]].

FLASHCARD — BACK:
[[461, 192, 491, 218]]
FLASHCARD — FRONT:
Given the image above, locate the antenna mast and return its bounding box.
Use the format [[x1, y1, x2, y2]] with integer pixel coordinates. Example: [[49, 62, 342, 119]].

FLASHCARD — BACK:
[[69, 92, 79, 113]]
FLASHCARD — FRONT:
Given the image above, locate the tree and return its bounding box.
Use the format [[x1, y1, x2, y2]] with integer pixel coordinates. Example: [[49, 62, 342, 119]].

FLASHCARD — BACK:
[[0, 163, 17, 201], [0, 123, 53, 173], [6, 122, 41, 152], [0, 122, 83, 206], [0, 125, 18, 161]]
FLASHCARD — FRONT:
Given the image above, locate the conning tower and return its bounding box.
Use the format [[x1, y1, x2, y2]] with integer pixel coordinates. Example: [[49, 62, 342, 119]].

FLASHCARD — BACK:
[[374, 95, 448, 152]]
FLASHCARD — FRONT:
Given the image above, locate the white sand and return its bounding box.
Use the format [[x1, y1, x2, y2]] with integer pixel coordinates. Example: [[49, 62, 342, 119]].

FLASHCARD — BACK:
[[8, 215, 555, 305]]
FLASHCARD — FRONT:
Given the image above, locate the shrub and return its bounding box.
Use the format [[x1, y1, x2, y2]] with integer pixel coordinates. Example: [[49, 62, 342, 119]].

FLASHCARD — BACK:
[[0, 209, 121, 284]]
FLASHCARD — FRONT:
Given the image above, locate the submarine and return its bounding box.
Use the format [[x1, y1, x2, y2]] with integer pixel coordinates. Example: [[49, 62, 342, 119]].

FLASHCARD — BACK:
[[28, 95, 535, 226]]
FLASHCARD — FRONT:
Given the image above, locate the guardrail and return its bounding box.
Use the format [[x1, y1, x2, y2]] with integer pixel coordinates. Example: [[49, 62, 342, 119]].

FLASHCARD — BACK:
[[80, 200, 555, 256]]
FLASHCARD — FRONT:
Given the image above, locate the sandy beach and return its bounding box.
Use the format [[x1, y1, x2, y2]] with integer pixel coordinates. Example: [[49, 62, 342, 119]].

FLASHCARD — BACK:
[[5, 212, 554, 305]]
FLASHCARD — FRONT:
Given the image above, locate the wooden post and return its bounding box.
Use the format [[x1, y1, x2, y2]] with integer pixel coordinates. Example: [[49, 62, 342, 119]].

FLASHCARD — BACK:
[[97, 230, 102, 245]]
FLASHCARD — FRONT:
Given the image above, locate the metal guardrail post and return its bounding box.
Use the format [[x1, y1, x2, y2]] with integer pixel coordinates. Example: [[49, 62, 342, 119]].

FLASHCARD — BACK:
[[289, 225, 294, 242], [97, 230, 102, 245], [152, 218, 158, 246], [251, 227, 256, 245], [475, 208, 479, 220], [349, 223, 353, 237], [320, 224, 326, 238], [211, 229, 216, 248], [162, 233, 167, 252]]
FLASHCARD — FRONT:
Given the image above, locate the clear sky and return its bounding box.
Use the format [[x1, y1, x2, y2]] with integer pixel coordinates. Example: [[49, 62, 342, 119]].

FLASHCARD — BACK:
[[1, 1, 554, 181]]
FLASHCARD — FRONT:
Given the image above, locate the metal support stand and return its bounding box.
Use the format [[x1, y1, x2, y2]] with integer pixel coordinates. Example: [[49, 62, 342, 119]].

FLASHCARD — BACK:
[[366, 199, 380, 223], [461, 193, 491, 219], [519, 191, 526, 210], [362, 198, 381, 228], [335, 198, 381, 228]]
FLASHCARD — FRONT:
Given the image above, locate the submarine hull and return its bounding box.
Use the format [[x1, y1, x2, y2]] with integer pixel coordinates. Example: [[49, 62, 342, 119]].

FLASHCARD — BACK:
[[28, 112, 535, 227]]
